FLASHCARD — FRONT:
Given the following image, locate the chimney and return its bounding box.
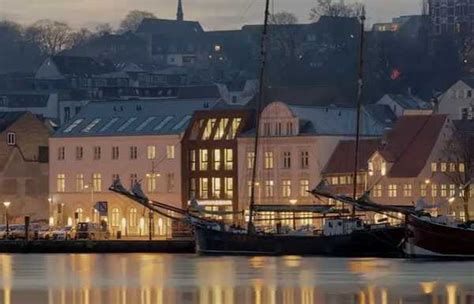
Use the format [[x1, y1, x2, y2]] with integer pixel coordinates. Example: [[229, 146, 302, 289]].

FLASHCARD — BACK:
[[177, 0, 184, 21]]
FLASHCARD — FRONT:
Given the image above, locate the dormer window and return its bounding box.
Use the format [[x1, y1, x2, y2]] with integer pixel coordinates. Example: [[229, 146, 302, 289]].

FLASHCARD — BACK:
[[6, 132, 15, 146]]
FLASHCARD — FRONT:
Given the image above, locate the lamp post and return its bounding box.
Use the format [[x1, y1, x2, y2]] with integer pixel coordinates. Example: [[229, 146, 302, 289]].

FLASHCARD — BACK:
[[48, 197, 54, 226], [3, 201, 11, 238], [84, 183, 94, 224], [290, 199, 297, 230]]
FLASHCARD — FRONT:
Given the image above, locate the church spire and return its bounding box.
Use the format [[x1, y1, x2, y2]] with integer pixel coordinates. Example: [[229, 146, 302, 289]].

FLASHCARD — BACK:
[[177, 0, 184, 21]]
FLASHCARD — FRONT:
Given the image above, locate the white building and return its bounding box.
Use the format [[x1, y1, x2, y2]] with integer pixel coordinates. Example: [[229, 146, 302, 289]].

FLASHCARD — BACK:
[[437, 79, 474, 120]]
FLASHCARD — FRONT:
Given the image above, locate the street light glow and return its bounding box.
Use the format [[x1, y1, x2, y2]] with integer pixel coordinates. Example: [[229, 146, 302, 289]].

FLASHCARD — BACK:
[[3, 201, 11, 208], [424, 179, 431, 184]]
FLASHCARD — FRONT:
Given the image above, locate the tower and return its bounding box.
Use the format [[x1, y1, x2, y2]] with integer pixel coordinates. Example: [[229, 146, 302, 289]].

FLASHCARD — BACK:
[[177, 0, 184, 21]]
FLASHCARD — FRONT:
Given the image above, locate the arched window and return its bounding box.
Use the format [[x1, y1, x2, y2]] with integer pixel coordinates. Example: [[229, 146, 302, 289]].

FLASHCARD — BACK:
[[111, 208, 120, 226], [75, 208, 83, 222], [129, 208, 138, 227]]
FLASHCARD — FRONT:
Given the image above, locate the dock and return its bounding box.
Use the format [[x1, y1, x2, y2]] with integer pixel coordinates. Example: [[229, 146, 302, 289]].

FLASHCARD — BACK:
[[0, 239, 195, 254]]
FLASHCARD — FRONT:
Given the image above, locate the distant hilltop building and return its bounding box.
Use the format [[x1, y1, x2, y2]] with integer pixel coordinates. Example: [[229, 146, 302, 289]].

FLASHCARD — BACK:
[[428, 0, 474, 35]]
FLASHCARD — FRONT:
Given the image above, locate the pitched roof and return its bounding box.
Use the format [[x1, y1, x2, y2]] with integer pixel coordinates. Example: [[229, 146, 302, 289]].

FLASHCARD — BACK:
[[0, 111, 27, 132], [51, 56, 114, 77], [323, 139, 381, 174], [54, 98, 220, 138], [387, 94, 431, 110], [177, 85, 222, 99], [380, 114, 448, 178], [136, 18, 203, 36]]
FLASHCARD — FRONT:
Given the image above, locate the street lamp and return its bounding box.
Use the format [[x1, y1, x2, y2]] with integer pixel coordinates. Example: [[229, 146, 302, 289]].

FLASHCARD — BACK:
[[3, 201, 11, 238], [84, 183, 94, 223], [48, 197, 54, 226], [290, 199, 297, 230]]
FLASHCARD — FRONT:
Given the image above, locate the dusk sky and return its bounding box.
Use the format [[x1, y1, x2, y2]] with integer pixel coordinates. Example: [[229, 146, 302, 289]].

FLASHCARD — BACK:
[[0, 0, 421, 30]]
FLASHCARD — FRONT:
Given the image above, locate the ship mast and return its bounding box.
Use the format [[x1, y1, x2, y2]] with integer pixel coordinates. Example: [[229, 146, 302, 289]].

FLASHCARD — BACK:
[[248, 0, 271, 233], [351, 9, 366, 214]]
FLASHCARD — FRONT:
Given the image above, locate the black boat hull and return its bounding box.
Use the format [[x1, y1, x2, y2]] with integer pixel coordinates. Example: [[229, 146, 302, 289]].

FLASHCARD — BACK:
[[194, 225, 405, 257]]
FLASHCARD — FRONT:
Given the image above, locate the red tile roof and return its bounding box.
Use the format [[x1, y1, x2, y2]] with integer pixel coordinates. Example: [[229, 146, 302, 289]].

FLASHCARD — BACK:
[[382, 114, 448, 178], [323, 139, 381, 174]]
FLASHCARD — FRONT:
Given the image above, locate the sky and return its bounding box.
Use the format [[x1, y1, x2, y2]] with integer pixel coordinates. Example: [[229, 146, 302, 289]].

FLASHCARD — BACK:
[[0, 0, 421, 30]]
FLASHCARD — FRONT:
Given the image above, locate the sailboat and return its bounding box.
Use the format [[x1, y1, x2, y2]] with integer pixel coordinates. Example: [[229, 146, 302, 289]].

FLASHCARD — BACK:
[[189, 2, 405, 256]]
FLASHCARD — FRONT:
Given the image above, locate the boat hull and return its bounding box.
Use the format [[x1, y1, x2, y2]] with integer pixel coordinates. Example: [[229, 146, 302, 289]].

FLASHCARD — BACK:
[[194, 225, 404, 257], [404, 215, 474, 258]]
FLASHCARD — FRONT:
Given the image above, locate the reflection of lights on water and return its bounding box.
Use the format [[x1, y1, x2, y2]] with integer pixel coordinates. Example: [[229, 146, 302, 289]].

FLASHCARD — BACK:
[[1, 255, 12, 304], [359, 291, 367, 304], [380, 288, 388, 304], [367, 286, 375, 304], [249, 256, 267, 268], [301, 286, 314, 304], [446, 284, 457, 304], [253, 279, 263, 304], [283, 255, 301, 268], [420, 281, 436, 294]]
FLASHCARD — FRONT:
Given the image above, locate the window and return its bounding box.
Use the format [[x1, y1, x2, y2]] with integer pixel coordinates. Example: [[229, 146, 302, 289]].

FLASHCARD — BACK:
[[57, 174, 66, 192], [224, 178, 233, 199], [199, 149, 208, 171], [224, 149, 233, 170], [230, 118, 241, 139], [82, 118, 101, 133], [75, 146, 83, 160], [63, 118, 84, 133], [247, 152, 255, 169], [403, 184, 412, 197], [76, 208, 84, 222], [213, 149, 221, 170], [388, 184, 397, 197], [265, 180, 274, 197], [339, 176, 347, 185], [441, 184, 447, 197], [431, 162, 437, 172], [449, 184, 456, 197], [64, 107, 71, 122], [199, 178, 208, 199], [276, 122, 282, 136], [282, 180, 291, 197], [57, 147, 65, 160], [431, 184, 437, 197], [286, 122, 293, 135], [440, 162, 447, 172], [449, 163, 456, 172], [167, 173, 175, 193], [373, 184, 382, 197], [92, 173, 102, 192], [166, 145, 175, 159], [111, 208, 120, 227], [300, 179, 309, 197], [112, 146, 119, 160], [147, 146, 156, 160], [331, 176, 338, 185], [136, 117, 157, 131], [189, 178, 196, 198], [459, 163, 465, 172], [301, 151, 309, 169], [6, 132, 15, 146], [247, 181, 253, 197], [130, 146, 138, 159], [212, 177, 221, 198], [118, 117, 137, 132], [129, 173, 138, 189], [154, 116, 174, 131], [93, 146, 101, 160], [147, 174, 156, 192], [190, 150, 196, 171], [202, 119, 216, 140], [264, 151, 274, 169], [112, 174, 120, 184], [173, 115, 192, 131], [99, 117, 119, 132], [283, 152, 291, 169], [263, 122, 271, 136], [420, 183, 427, 197], [214, 118, 229, 140], [75, 174, 84, 192], [368, 161, 374, 176], [129, 208, 138, 227], [381, 161, 387, 176]]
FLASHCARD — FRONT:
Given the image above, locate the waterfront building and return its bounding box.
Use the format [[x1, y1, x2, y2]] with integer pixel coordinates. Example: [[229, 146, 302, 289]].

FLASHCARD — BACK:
[[48, 98, 219, 237], [180, 106, 253, 221], [0, 111, 52, 223], [236, 101, 390, 228]]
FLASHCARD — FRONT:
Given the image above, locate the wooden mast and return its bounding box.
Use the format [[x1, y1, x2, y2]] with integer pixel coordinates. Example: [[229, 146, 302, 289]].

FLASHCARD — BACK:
[[248, 0, 271, 233]]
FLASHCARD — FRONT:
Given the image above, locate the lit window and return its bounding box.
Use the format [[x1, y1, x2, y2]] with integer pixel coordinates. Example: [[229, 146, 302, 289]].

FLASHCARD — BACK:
[[459, 163, 465, 172], [440, 162, 447, 172], [339, 176, 347, 185], [147, 146, 156, 160], [331, 177, 338, 185], [368, 161, 374, 176], [449, 163, 456, 172], [200, 178, 208, 199], [214, 44, 221, 51], [403, 184, 412, 197], [63, 118, 84, 133], [264, 151, 274, 169], [301, 151, 309, 169], [112, 146, 119, 160], [300, 179, 309, 197], [265, 180, 274, 197], [212, 177, 221, 198], [189, 178, 196, 198], [92, 173, 102, 192], [283, 152, 291, 169], [229, 118, 241, 139], [147, 174, 156, 192], [247, 181, 253, 197], [81, 118, 101, 133], [420, 183, 427, 197], [282, 180, 291, 198], [6, 132, 15, 146], [75, 146, 83, 160], [56, 174, 66, 192], [214, 118, 229, 140], [381, 161, 387, 176], [75, 174, 84, 192], [431, 184, 437, 197], [199, 149, 208, 171], [166, 145, 175, 159], [93, 146, 101, 160], [247, 152, 255, 169], [449, 184, 456, 197], [388, 184, 397, 197], [111, 208, 120, 227], [441, 184, 447, 197], [76, 208, 84, 222], [224, 149, 233, 170], [117, 117, 137, 132], [213, 149, 221, 170], [190, 150, 196, 171], [431, 162, 437, 172], [225, 178, 233, 199], [373, 184, 382, 197], [57, 147, 65, 160], [154, 116, 174, 131], [202, 119, 216, 140], [129, 208, 138, 227]]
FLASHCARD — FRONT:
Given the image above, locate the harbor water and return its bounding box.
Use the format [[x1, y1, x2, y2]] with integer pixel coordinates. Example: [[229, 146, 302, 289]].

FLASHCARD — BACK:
[[0, 254, 472, 304]]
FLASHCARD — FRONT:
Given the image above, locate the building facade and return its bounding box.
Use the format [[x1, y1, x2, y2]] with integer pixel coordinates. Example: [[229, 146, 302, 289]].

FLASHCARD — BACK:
[[429, 0, 473, 35], [437, 79, 474, 120], [49, 99, 218, 236]]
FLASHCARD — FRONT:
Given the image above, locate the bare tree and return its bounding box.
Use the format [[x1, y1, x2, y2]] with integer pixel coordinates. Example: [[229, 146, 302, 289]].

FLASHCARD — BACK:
[[441, 121, 474, 221], [95, 23, 114, 36], [119, 10, 156, 33], [310, 0, 364, 21], [25, 20, 75, 55], [269, 11, 298, 25]]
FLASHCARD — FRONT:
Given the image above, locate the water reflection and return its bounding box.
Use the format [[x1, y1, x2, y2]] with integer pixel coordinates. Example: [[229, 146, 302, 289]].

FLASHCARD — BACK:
[[0, 254, 472, 304]]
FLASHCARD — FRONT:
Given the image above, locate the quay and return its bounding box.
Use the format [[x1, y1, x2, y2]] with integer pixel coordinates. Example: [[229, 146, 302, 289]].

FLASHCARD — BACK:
[[0, 239, 195, 254]]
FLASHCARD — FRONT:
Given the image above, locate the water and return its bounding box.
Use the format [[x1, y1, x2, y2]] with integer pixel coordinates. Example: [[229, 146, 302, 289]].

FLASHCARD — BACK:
[[0, 254, 472, 304]]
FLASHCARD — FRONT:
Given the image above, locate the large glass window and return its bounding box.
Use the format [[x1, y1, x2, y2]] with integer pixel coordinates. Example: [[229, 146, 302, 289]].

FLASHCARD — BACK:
[[212, 177, 221, 198], [224, 178, 233, 199], [199, 178, 208, 199], [264, 151, 274, 169], [111, 208, 120, 226], [57, 174, 66, 192], [214, 118, 229, 140], [403, 184, 412, 197], [147, 174, 156, 192], [373, 184, 382, 197], [229, 118, 241, 139], [213, 149, 221, 170], [202, 119, 216, 140], [265, 180, 274, 197], [224, 149, 233, 170], [92, 173, 101, 192], [129, 208, 138, 227], [200, 149, 208, 171], [299, 179, 309, 197]]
